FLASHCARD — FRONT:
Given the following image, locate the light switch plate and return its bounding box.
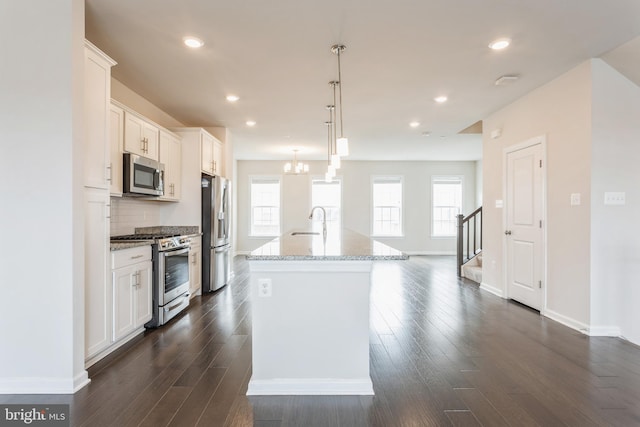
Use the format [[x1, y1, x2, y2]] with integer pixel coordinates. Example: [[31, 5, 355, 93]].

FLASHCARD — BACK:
[[570, 193, 581, 206], [604, 192, 625, 205], [495, 199, 503, 208]]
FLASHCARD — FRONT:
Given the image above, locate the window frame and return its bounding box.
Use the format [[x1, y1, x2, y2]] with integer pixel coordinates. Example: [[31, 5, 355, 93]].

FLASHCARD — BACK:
[[371, 175, 404, 237], [431, 175, 464, 238], [248, 175, 282, 238]]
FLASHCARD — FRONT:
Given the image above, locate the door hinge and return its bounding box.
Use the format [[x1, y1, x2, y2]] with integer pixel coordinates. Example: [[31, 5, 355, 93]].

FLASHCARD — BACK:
[[539, 280, 542, 289], [539, 159, 542, 168]]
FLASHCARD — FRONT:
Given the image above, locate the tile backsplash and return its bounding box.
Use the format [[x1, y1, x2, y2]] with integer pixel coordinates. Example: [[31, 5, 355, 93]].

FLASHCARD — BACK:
[[110, 197, 162, 236]]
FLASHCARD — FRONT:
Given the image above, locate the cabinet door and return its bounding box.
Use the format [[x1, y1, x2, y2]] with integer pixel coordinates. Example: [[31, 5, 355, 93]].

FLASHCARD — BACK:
[[159, 131, 181, 201], [109, 104, 124, 195], [201, 132, 214, 175], [84, 188, 111, 358], [84, 47, 111, 189], [189, 238, 202, 297], [212, 140, 223, 175], [142, 121, 159, 161], [124, 112, 146, 157], [113, 266, 135, 342], [134, 261, 153, 328]]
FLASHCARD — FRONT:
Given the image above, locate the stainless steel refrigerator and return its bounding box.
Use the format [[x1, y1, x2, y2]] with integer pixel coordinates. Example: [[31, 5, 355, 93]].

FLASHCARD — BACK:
[[201, 174, 231, 292]]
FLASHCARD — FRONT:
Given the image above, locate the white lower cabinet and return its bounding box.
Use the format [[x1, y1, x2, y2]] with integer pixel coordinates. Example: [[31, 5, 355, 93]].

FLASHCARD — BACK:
[[85, 245, 152, 367], [189, 237, 202, 298], [84, 188, 111, 360], [112, 246, 152, 341]]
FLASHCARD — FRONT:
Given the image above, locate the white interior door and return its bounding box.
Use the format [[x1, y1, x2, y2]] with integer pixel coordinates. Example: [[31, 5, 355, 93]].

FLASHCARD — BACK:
[[506, 141, 544, 310]]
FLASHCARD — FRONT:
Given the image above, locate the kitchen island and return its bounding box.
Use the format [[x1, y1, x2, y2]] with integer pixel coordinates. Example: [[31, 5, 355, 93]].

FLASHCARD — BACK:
[[245, 229, 407, 396]]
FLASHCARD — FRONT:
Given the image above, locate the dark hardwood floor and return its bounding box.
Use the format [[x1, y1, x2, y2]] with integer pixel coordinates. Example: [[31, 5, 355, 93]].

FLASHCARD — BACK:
[[3, 256, 640, 426]]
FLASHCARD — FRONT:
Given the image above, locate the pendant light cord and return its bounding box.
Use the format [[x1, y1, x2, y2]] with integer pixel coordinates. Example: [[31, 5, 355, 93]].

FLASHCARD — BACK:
[[337, 49, 344, 138]]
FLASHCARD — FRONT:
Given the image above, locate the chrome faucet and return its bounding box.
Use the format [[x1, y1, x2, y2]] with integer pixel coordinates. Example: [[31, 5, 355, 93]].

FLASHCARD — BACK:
[[309, 206, 327, 238]]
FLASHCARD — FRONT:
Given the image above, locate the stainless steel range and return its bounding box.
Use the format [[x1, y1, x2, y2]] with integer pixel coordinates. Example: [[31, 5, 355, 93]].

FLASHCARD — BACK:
[[111, 232, 192, 327]]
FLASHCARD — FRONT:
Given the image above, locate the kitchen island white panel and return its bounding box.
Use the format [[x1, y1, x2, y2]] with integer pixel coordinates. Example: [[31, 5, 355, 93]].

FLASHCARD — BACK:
[[247, 260, 374, 396]]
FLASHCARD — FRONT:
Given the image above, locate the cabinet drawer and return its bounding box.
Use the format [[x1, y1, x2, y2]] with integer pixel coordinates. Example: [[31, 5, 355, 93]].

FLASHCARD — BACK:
[[112, 245, 151, 269]]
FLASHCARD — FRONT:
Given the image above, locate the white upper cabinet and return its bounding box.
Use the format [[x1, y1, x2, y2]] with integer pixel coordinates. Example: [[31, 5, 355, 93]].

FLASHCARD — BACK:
[[109, 103, 124, 196], [124, 111, 159, 161], [201, 131, 223, 176], [159, 130, 182, 201], [84, 41, 116, 189]]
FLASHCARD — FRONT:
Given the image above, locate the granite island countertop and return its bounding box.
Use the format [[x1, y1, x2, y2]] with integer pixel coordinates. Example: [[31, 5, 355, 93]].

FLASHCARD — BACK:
[[246, 229, 408, 261]]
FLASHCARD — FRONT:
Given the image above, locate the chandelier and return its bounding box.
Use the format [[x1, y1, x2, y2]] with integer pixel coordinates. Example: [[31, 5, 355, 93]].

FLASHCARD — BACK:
[[283, 149, 309, 174]]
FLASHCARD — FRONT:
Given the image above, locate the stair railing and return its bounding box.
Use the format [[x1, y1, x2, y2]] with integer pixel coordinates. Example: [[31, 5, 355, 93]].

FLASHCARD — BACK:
[[457, 206, 482, 277]]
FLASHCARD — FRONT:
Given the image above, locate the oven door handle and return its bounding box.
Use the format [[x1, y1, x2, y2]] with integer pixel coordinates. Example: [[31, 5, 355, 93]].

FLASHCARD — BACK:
[[163, 292, 190, 313], [162, 247, 190, 257]]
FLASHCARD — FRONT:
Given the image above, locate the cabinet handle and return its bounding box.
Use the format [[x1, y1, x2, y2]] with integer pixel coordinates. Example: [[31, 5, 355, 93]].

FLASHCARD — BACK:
[[145, 137, 149, 153], [141, 138, 145, 152], [192, 254, 196, 264], [106, 163, 112, 182], [130, 254, 144, 260], [213, 160, 217, 172], [105, 204, 111, 219]]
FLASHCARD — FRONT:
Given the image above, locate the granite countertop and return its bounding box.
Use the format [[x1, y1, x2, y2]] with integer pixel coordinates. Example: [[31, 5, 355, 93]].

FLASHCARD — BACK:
[[110, 241, 153, 251], [246, 229, 409, 261]]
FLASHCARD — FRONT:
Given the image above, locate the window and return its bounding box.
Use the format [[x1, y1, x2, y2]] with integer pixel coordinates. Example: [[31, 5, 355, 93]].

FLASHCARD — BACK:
[[432, 176, 463, 237], [372, 176, 403, 236], [311, 179, 341, 230], [250, 177, 281, 236]]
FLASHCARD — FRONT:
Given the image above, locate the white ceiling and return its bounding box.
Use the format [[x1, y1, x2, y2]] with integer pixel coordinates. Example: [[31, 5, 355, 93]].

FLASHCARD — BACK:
[[85, 0, 640, 162]]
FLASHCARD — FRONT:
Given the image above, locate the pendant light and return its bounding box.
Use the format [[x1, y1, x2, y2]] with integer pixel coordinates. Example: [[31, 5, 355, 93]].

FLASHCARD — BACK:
[[331, 44, 349, 156], [329, 81, 341, 170], [325, 106, 336, 182]]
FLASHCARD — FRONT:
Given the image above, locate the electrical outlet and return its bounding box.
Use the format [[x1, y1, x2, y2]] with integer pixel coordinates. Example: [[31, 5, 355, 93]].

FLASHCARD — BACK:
[[258, 278, 272, 298]]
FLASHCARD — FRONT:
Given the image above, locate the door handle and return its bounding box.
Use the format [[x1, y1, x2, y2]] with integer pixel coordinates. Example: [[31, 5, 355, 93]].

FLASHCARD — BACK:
[[505, 230, 512, 235]]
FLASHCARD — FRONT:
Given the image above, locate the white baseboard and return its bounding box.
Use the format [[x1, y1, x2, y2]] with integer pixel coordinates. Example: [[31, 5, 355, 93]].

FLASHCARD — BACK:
[[584, 325, 622, 337], [246, 378, 374, 396], [0, 372, 89, 394], [73, 371, 91, 392], [542, 308, 590, 334], [480, 282, 504, 298]]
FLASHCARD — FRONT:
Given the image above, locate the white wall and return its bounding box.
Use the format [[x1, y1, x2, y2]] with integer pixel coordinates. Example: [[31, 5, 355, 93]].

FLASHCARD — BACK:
[[483, 59, 640, 346], [0, 0, 87, 392], [236, 160, 477, 254], [590, 59, 640, 342], [483, 61, 593, 327]]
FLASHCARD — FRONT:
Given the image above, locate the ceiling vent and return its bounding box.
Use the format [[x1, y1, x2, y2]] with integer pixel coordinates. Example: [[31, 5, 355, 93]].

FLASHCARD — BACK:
[[494, 75, 519, 86]]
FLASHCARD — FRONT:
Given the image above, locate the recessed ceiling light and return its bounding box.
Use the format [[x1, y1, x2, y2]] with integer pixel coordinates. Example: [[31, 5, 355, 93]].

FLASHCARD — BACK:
[[422, 131, 431, 137], [488, 38, 510, 50], [434, 96, 448, 103], [183, 36, 204, 49], [409, 121, 420, 128], [226, 95, 239, 102], [246, 120, 256, 127]]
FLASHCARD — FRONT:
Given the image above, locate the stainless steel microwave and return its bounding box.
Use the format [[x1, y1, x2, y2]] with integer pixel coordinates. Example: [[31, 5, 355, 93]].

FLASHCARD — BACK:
[[123, 153, 164, 196]]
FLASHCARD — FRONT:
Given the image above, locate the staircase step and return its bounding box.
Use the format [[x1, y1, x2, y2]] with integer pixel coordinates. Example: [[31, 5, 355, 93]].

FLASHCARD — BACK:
[[462, 265, 482, 284]]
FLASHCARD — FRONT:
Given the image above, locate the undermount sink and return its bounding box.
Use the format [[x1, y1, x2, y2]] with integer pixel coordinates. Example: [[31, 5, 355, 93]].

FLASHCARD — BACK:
[[291, 231, 320, 236]]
